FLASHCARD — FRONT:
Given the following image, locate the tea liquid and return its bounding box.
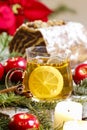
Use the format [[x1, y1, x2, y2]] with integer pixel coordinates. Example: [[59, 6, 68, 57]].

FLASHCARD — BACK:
[[23, 57, 73, 100]]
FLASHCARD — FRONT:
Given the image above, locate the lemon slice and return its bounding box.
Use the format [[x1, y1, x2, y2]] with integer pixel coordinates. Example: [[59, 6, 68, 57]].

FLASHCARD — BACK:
[[29, 66, 63, 99]]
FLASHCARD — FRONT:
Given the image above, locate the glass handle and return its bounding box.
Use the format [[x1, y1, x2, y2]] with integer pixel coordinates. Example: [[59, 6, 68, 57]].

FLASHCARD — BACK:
[[5, 68, 24, 89]]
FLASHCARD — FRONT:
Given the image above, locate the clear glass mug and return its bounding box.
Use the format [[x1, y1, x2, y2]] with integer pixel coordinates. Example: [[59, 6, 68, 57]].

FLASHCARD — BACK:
[[23, 46, 73, 101]]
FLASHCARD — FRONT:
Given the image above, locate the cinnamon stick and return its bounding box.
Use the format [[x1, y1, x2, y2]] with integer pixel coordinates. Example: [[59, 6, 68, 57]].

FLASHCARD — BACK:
[[0, 84, 24, 94], [0, 86, 17, 93]]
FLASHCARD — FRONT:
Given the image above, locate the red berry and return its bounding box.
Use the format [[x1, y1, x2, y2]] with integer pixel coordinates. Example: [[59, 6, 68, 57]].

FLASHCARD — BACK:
[[8, 113, 40, 130], [0, 63, 4, 80], [73, 63, 87, 84], [4, 57, 27, 83], [4, 57, 27, 74]]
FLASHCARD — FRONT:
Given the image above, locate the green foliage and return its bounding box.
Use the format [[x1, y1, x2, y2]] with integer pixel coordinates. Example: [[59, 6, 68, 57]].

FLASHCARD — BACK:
[[0, 32, 23, 64], [73, 78, 87, 95], [0, 32, 12, 63], [0, 93, 57, 130], [0, 113, 10, 130]]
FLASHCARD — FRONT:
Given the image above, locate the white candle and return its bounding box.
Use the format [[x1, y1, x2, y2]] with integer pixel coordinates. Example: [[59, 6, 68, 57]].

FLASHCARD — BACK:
[[54, 100, 82, 128], [63, 121, 87, 130]]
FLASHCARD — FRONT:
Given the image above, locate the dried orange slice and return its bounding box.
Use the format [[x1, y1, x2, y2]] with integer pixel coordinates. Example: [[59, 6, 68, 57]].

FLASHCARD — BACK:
[[29, 66, 63, 99]]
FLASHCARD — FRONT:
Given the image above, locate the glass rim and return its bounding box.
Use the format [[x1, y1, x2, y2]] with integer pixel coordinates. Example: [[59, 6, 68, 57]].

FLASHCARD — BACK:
[[26, 46, 71, 59], [26, 46, 47, 52]]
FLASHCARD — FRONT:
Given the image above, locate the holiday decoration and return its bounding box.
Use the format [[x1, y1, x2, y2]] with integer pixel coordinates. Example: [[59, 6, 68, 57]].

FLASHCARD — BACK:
[[73, 63, 87, 84], [8, 113, 40, 130]]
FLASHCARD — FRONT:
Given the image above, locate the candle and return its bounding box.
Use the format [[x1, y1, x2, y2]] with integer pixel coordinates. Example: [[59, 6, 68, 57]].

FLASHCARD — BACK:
[[63, 121, 87, 130], [54, 100, 82, 129]]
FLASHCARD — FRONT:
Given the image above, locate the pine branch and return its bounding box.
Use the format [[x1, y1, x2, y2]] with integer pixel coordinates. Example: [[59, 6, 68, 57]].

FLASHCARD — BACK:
[[0, 32, 12, 63], [73, 78, 87, 95], [0, 32, 12, 52], [1, 92, 87, 129], [0, 32, 23, 63], [0, 112, 10, 130], [0, 93, 57, 130]]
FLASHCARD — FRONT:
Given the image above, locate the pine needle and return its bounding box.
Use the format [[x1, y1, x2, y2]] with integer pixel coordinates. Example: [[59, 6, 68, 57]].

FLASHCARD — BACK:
[[0, 112, 10, 130], [0, 32, 12, 63], [0, 93, 57, 130], [73, 78, 87, 95], [0, 32, 23, 63]]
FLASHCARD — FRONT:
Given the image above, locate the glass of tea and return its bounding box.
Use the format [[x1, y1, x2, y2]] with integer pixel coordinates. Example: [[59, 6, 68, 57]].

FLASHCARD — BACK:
[[23, 46, 73, 101]]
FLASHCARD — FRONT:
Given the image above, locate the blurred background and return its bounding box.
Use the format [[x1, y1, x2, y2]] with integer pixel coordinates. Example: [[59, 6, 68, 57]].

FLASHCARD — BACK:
[[40, 0, 87, 27]]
